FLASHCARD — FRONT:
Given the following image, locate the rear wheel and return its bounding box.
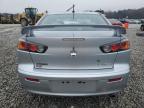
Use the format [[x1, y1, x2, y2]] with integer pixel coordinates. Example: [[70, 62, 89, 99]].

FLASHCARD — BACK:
[[20, 18, 28, 27], [140, 25, 144, 31], [109, 93, 118, 98]]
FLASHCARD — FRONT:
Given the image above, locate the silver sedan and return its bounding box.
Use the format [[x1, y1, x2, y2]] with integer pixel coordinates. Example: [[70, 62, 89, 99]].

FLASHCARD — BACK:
[[17, 12, 130, 96]]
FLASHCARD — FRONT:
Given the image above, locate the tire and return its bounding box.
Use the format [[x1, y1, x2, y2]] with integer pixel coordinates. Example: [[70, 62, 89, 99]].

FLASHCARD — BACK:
[[109, 93, 118, 98], [140, 25, 144, 31], [20, 18, 28, 27]]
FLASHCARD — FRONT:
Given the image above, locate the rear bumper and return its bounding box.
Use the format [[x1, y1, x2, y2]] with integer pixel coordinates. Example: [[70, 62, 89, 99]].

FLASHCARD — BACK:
[[18, 64, 130, 96], [27, 90, 121, 96]]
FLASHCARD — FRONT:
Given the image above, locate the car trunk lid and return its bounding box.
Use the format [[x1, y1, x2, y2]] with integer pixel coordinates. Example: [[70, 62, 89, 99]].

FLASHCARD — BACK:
[[26, 27, 121, 70]]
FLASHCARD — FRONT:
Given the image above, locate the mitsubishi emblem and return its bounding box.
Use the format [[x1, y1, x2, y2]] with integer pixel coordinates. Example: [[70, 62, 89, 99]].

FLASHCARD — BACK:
[[70, 47, 77, 57]]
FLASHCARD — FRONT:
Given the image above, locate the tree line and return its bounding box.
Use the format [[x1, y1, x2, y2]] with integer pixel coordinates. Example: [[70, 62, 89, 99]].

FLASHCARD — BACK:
[[105, 7, 144, 19]]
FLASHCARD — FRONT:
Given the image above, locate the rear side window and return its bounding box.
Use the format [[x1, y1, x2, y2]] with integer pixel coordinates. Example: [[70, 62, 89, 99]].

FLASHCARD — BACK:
[[38, 14, 108, 25]]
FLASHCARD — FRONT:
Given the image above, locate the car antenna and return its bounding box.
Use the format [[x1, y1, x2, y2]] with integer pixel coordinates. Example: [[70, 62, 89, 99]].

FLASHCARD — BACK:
[[66, 4, 75, 19]]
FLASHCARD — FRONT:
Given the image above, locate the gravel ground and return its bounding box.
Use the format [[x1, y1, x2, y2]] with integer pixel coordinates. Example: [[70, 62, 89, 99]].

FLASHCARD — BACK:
[[0, 24, 144, 108]]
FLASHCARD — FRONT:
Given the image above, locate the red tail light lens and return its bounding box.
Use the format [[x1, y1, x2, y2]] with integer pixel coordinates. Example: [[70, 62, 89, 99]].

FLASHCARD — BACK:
[[100, 40, 130, 53], [18, 40, 48, 53]]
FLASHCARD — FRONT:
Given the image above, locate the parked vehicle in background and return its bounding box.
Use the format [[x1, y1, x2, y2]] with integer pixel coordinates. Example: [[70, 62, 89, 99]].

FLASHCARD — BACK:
[[17, 12, 130, 96], [0, 8, 43, 25], [109, 19, 123, 26], [119, 19, 129, 29], [140, 19, 144, 31], [14, 7, 44, 27], [127, 19, 141, 24]]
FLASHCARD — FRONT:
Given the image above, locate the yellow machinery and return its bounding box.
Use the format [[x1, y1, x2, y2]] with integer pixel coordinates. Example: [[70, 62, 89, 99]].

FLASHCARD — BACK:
[[14, 8, 44, 26]]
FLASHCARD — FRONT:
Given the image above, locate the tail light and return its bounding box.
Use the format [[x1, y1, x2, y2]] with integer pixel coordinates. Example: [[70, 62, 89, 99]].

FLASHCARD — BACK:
[[18, 40, 48, 53], [100, 39, 130, 53]]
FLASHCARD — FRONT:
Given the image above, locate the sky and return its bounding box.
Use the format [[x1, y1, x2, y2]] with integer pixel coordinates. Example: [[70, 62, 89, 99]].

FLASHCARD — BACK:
[[0, 0, 144, 13]]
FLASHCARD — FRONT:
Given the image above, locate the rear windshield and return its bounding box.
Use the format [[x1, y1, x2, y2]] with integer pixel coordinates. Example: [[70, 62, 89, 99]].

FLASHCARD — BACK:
[[38, 14, 108, 25]]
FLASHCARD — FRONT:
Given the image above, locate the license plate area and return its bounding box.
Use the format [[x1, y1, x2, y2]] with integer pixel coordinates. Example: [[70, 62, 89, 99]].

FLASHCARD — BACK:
[[50, 80, 96, 93]]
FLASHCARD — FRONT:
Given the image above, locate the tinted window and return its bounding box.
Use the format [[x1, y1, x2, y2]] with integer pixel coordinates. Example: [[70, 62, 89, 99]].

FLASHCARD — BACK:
[[39, 14, 108, 25]]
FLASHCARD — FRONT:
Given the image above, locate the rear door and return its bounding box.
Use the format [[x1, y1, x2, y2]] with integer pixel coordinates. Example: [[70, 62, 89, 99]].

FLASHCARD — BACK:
[[27, 28, 120, 70]]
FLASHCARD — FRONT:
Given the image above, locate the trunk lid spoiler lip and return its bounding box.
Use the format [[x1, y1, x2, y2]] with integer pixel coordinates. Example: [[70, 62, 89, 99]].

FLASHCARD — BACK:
[[21, 25, 126, 37]]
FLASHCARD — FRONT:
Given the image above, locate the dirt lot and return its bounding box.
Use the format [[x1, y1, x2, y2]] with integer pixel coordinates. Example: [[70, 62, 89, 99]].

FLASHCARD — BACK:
[[0, 24, 144, 108]]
